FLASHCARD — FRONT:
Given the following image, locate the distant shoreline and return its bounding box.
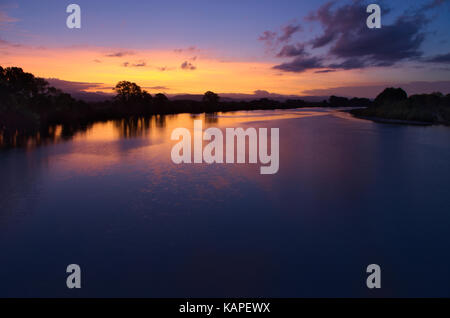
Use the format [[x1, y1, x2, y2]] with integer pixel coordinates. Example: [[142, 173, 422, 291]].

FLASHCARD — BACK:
[[344, 109, 435, 126], [2, 67, 450, 149]]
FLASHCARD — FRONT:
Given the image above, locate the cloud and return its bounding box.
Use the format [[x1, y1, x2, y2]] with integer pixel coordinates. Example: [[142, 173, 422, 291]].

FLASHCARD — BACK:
[[271, 0, 447, 73], [174, 46, 197, 53], [143, 86, 169, 90], [328, 14, 426, 67], [276, 44, 306, 57], [258, 22, 302, 50], [273, 56, 324, 72], [314, 69, 336, 74], [258, 30, 277, 48], [44, 78, 113, 101], [105, 51, 134, 57], [181, 61, 196, 70], [420, 0, 449, 10], [278, 23, 302, 42], [426, 52, 450, 63], [45, 78, 105, 92], [122, 60, 147, 67]]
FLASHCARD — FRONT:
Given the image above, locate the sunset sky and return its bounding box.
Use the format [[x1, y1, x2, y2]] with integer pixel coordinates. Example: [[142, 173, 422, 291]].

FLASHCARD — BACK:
[[1, 0, 449, 98]]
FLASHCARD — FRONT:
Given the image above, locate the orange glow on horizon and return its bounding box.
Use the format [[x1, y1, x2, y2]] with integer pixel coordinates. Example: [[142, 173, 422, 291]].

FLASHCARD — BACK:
[[1, 44, 367, 95]]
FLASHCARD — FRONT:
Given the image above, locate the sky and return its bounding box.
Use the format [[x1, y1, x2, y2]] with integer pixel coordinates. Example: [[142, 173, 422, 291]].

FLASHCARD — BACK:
[[1, 0, 450, 98]]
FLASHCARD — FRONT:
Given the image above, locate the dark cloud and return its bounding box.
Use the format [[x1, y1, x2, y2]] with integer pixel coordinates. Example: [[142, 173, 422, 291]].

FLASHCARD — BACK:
[[105, 51, 134, 57], [310, 1, 426, 68], [420, 0, 449, 10], [278, 23, 302, 42], [270, 0, 447, 73], [330, 14, 426, 67], [181, 61, 196, 70], [273, 56, 324, 72], [276, 44, 306, 57], [426, 52, 450, 63], [44, 78, 114, 101], [307, 1, 371, 49], [328, 59, 368, 70], [46, 78, 104, 91], [258, 30, 277, 48], [314, 69, 336, 74], [258, 23, 302, 51]]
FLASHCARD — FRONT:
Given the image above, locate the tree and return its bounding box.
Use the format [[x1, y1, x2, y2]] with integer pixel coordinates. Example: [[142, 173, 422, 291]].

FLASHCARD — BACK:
[[152, 93, 169, 113], [374, 88, 407, 107], [154, 93, 168, 103], [142, 90, 153, 103], [329, 95, 349, 107], [202, 91, 220, 105], [113, 81, 143, 103]]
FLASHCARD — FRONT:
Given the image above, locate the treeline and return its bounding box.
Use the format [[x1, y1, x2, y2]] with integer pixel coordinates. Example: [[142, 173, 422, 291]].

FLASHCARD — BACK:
[[1, 66, 374, 135], [350, 87, 450, 125], [0, 66, 91, 132], [3, 66, 449, 138]]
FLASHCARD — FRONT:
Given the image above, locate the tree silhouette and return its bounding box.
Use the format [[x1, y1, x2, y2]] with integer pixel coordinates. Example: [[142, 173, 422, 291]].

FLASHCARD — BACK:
[[202, 91, 220, 105], [374, 87, 407, 107], [113, 81, 143, 103], [154, 93, 168, 103]]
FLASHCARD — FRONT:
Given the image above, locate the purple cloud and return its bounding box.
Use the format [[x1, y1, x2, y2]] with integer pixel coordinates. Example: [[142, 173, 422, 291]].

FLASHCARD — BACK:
[[273, 56, 324, 72], [278, 23, 302, 42], [143, 86, 169, 90], [426, 52, 450, 64], [105, 51, 134, 57], [276, 44, 306, 57], [122, 61, 147, 67], [46, 78, 104, 91], [271, 0, 448, 73], [181, 61, 196, 70], [314, 69, 336, 74], [174, 46, 197, 53], [258, 30, 277, 48]]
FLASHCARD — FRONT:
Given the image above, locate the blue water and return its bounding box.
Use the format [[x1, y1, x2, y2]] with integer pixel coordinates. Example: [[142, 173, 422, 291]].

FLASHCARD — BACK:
[[0, 108, 449, 297]]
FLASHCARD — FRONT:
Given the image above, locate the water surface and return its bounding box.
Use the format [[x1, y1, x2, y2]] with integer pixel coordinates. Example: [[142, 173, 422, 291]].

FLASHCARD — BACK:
[[1, 108, 449, 297]]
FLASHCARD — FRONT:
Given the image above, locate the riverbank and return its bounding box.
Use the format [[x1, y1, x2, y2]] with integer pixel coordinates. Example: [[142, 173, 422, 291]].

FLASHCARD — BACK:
[[348, 111, 433, 126], [349, 88, 450, 126]]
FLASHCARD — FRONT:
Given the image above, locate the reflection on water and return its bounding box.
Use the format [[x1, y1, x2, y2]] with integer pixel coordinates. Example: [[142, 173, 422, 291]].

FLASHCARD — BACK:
[[0, 109, 323, 149], [0, 108, 449, 297]]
